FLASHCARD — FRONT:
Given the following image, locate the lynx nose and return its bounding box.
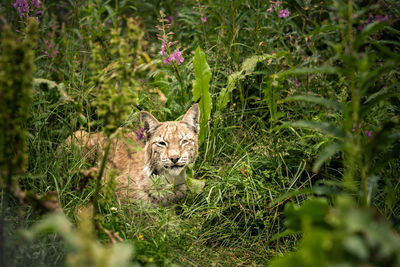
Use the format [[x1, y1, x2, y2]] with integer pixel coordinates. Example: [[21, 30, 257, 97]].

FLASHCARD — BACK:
[[169, 156, 180, 164]]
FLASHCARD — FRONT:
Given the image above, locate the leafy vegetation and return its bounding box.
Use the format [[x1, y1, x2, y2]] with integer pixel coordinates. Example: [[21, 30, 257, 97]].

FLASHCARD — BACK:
[[1, 0, 399, 266]]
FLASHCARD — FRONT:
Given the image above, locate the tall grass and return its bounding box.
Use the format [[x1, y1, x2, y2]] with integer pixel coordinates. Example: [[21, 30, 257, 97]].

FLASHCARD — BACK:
[[0, 0, 399, 266]]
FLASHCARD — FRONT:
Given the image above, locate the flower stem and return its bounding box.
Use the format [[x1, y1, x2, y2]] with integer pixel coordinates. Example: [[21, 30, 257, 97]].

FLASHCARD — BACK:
[[92, 138, 111, 225]]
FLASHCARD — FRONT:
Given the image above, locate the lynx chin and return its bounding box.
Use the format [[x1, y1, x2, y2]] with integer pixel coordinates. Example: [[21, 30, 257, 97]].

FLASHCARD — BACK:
[[66, 104, 200, 206]]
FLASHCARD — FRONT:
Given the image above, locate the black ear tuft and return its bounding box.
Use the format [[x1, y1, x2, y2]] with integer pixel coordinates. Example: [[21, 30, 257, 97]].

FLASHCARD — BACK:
[[140, 111, 160, 140], [182, 104, 200, 133]]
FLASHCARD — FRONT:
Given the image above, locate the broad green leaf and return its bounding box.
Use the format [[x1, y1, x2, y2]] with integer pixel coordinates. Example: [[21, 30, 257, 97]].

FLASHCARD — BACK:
[[313, 142, 342, 172], [284, 95, 344, 111], [192, 46, 212, 143], [289, 120, 347, 139], [343, 236, 369, 260], [186, 177, 206, 195], [216, 53, 277, 112]]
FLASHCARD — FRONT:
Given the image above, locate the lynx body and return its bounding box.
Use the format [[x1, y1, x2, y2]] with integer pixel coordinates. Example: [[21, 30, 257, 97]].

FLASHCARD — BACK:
[[66, 104, 200, 205]]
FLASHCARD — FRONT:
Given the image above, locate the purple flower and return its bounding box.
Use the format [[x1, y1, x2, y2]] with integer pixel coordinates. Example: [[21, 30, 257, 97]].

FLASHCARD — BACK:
[[160, 42, 166, 56], [107, 19, 112, 25], [117, 16, 121, 21], [173, 48, 184, 65], [44, 39, 59, 58], [12, 0, 29, 18], [165, 16, 174, 23], [267, 4, 274, 13], [279, 9, 290, 18], [163, 57, 171, 65], [136, 128, 145, 141], [375, 15, 389, 22], [274, 1, 280, 7], [364, 130, 372, 138], [293, 77, 301, 87], [36, 10, 42, 17], [163, 48, 184, 65], [202, 16, 207, 23], [31, 0, 40, 9], [365, 14, 391, 25]]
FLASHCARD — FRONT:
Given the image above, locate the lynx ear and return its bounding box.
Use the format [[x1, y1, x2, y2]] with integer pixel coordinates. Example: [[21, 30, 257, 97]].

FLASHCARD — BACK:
[[182, 104, 200, 134], [140, 111, 160, 140]]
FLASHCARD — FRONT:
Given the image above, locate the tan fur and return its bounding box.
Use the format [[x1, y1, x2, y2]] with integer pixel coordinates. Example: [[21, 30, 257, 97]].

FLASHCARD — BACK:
[[65, 104, 200, 205]]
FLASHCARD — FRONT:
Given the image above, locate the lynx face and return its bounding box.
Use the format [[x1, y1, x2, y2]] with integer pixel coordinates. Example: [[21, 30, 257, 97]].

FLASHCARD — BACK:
[[141, 104, 200, 179]]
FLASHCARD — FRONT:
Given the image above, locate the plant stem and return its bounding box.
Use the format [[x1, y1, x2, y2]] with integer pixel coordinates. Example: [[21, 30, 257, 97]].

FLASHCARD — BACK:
[[92, 138, 111, 225]]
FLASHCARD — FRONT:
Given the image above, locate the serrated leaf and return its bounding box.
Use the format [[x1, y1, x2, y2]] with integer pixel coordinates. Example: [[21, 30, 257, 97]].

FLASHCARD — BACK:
[[216, 72, 241, 111], [192, 46, 212, 143], [241, 54, 274, 75], [289, 120, 347, 139], [313, 142, 342, 172], [277, 66, 339, 77], [216, 54, 275, 111], [284, 95, 344, 111], [354, 21, 387, 50]]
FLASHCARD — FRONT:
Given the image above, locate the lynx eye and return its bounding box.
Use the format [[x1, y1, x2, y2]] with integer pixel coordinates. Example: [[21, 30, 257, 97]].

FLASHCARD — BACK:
[[156, 141, 167, 147], [181, 139, 189, 146]]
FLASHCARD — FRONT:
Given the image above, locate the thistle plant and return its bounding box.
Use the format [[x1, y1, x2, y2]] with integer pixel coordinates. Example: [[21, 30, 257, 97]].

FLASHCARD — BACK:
[[88, 17, 142, 222], [283, 0, 400, 206], [0, 18, 38, 192], [0, 18, 38, 267]]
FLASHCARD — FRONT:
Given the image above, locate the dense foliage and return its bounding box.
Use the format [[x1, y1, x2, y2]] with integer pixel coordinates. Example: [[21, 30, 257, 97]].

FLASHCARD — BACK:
[[1, 0, 399, 266]]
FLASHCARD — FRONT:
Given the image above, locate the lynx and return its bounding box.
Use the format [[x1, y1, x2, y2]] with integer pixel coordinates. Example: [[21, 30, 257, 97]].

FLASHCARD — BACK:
[[66, 104, 200, 205]]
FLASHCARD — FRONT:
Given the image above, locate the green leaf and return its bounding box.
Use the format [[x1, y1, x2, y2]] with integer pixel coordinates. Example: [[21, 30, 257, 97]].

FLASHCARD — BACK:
[[267, 229, 299, 244], [216, 54, 276, 112], [354, 21, 387, 50], [276, 66, 339, 77], [283, 198, 330, 231], [284, 95, 344, 111], [289, 120, 347, 139], [361, 85, 400, 117], [192, 46, 212, 143], [186, 177, 206, 195], [313, 142, 342, 172], [241, 54, 275, 75], [216, 72, 241, 111]]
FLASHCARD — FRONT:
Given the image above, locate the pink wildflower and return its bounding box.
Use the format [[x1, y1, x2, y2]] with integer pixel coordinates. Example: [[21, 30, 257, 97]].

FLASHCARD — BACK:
[[279, 9, 290, 18], [160, 42, 166, 56], [163, 48, 184, 65], [293, 77, 301, 87], [267, 4, 273, 13], [32, 0, 40, 9], [202, 16, 207, 23], [173, 48, 184, 65]]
